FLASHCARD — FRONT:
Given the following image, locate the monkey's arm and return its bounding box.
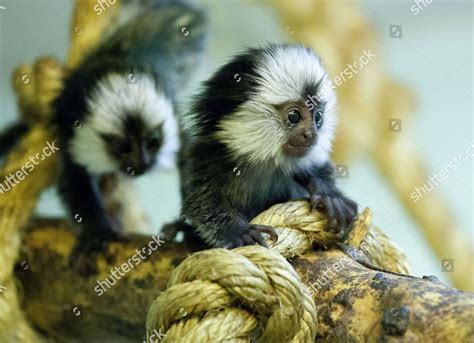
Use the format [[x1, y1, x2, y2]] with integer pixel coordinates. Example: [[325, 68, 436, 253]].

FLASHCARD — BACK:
[[183, 188, 277, 249], [295, 162, 358, 234], [58, 157, 120, 258]]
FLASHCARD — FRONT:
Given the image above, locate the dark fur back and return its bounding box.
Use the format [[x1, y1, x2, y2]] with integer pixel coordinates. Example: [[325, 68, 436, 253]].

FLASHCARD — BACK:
[[95, 0, 208, 98]]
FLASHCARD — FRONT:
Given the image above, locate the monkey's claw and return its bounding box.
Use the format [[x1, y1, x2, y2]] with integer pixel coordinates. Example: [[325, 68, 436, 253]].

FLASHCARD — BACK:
[[253, 224, 278, 243], [311, 193, 358, 235], [223, 224, 278, 249]]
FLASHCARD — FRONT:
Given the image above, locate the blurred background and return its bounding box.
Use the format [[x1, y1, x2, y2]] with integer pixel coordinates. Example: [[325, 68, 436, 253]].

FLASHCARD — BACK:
[[0, 0, 472, 287]]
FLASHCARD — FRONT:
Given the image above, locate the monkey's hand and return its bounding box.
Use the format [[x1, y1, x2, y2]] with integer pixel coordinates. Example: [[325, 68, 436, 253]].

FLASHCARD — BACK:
[[222, 224, 278, 249], [310, 191, 358, 237]]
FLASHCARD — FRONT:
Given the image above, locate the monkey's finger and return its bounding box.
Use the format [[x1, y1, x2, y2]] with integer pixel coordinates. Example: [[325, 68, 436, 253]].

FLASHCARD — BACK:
[[330, 198, 347, 231], [340, 200, 358, 225], [252, 224, 278, 243], [334, 196, 357, 225], [332, 197, 347, 224], [342, 197, 358, 218], [320, 196, 338, 230], [248, 230, 269, 248]]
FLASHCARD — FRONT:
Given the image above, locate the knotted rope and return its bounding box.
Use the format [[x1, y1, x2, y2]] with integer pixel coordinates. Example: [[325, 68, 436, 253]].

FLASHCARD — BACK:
[[146, 201, 410, 342], [147, 246, 317, 343]]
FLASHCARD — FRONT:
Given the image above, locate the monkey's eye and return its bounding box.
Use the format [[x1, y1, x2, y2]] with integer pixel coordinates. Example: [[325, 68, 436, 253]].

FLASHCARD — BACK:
[[287, 109, 302, 125], [147, 137, 161, 152], [315, 110, 323, 129]]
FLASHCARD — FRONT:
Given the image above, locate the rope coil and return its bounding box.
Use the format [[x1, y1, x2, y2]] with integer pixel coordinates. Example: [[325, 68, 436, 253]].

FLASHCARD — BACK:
[[147, 246, 318, 343], [146, 201, 411, 342]]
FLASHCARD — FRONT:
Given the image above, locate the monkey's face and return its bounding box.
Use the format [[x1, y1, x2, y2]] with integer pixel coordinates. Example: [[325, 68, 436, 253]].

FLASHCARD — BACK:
[[102, 117, 162, 177], [279, 102, 323, 158], [210, 45, 337, 172], [69, 72, 179, 175]]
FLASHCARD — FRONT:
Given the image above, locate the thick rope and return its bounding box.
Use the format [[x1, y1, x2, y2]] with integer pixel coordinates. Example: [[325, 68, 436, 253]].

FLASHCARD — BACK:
[[0, 59, 63, 343], [146, 201, 410, 342], [147, 246, 317, 343], [252, 201, 410, 274]]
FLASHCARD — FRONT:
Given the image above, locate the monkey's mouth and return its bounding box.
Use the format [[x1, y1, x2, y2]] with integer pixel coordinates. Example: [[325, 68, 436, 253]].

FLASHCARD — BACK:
[[282, 142, 312, 158]]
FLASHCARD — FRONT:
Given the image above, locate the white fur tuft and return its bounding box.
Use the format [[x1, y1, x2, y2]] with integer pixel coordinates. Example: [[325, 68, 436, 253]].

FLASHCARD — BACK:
[[217, 45, 337, 173], [69, 72, 178, 174]]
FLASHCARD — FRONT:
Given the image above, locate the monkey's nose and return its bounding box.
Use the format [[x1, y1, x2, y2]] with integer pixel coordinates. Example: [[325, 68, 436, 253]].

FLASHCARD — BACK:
[[301, 129, 315, 145]]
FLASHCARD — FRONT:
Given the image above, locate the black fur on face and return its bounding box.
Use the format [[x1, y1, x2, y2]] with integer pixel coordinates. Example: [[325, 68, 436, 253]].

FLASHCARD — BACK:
[[101, 115, 162, 176]]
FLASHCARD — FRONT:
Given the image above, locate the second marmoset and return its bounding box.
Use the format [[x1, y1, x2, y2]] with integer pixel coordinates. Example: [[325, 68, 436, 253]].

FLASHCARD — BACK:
[[179, 44, 358, 248]]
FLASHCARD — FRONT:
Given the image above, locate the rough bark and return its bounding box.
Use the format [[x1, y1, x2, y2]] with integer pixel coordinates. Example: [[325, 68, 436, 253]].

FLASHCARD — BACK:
[[15, 219, 473, 342]]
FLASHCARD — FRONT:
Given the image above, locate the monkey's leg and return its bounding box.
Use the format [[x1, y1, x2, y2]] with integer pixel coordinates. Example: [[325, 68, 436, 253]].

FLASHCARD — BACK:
[[59, 158, 124, 274], [184, 198, 278, 249]]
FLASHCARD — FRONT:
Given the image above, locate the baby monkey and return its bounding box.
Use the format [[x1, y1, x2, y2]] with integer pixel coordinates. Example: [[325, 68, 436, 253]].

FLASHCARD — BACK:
[[179, 44, 357, 248], [54, 0, 207, 269]]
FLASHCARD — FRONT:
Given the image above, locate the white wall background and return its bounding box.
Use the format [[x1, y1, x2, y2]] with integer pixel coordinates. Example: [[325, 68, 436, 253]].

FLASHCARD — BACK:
[[0, 0, 472, 286]]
